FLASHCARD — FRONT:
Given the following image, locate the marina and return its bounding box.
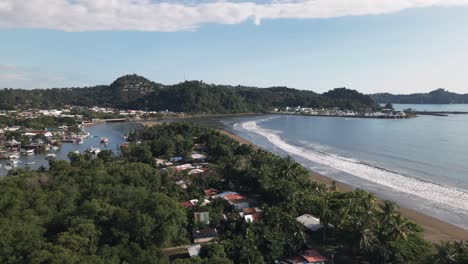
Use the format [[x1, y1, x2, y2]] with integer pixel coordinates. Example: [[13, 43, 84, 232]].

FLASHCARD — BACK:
[[0, 122, 141, 175]]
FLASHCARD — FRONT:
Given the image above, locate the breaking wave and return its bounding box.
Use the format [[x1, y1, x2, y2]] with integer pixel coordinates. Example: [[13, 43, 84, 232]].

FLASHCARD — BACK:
[[241, 120, 468, 214]]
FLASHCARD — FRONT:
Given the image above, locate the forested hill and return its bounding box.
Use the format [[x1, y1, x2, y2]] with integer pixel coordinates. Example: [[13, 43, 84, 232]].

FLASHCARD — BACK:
[[371, 89, 468, 104], [0, 74, 377, 112]]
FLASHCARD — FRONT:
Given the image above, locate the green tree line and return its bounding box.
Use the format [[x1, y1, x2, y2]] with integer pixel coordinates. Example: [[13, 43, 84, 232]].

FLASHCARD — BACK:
[[0, 75, 378, 112], [1, 123, 466, 263]]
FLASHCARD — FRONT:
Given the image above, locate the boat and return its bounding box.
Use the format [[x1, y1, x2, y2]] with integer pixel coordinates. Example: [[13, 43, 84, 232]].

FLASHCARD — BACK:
[[73, 150, 80, 154], [8, 153, 20, 159], [45, 154, 57, 160], [100, 137, 109, 144], [27, 162, 37, 165], [21, 149, 35, 155], [51, 146, 59, 151]]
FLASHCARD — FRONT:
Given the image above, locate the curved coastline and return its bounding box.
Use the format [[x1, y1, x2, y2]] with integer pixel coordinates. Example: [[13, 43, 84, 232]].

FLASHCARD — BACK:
[[216, 116, 468, 241]]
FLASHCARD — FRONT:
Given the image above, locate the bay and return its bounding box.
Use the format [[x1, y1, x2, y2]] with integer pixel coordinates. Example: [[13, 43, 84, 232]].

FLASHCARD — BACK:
[[224, 110, 468, 229]]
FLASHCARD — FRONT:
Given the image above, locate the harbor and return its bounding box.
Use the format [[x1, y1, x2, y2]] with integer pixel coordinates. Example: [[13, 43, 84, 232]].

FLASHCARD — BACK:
[[0, 122, 140, 175]]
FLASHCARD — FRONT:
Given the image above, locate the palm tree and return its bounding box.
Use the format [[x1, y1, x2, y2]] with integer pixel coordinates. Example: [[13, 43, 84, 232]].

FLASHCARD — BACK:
[[353, 216, 377, 251], [379, 200, 398, 224], [388, 214, 411, 241], [433, 241, 459, 264], [318, 194, 334, 244]]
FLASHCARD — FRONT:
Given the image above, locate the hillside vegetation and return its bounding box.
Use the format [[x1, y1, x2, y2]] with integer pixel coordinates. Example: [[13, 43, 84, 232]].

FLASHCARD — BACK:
[[0, 75, 377, 112], [371, 89, 468, 104]]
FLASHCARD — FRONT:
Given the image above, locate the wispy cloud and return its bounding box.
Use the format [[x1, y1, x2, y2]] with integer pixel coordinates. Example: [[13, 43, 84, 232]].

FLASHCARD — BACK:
[[1, 0, 468, 32], [0, 64, 71, 89]]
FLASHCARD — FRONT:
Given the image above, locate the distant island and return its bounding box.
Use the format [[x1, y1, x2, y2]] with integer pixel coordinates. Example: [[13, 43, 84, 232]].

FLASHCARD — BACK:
[[0, 74, 377, 113], [371, 89, 468, 104]]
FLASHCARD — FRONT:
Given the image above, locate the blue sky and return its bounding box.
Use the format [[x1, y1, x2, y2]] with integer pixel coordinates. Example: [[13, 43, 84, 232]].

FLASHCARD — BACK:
[[1, 0, 468, 94]]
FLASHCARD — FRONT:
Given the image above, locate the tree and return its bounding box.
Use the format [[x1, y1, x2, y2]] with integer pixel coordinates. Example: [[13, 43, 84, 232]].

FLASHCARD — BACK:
[[200, 244, 227, 258]]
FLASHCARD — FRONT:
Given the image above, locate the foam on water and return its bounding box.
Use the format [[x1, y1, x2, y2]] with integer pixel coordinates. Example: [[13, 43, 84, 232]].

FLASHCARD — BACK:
[[241, 120, 468, 215]]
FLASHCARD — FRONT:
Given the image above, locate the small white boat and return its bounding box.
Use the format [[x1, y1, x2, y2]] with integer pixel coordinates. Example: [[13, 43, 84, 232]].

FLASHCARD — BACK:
[[46, 154, 57, 160], [51, 146, 59, 151], [73, 150, 80, 154], [100, 137, 109, 144], [21, 149, 35, 155], [27, 162, 37, 165], [9, 153, 20, 159]]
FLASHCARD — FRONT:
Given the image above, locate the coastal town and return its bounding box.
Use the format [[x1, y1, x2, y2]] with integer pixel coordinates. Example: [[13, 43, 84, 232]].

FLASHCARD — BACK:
[[125, 124, 332, 263], [274, 106, 416, 119], [0, 106, 181, 171], [158, 156, 328, 262], [0, 104, 417, 172]]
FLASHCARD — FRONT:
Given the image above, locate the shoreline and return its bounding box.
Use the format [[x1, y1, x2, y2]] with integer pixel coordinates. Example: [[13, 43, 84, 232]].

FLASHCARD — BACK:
[[215, 126, 468, 242]]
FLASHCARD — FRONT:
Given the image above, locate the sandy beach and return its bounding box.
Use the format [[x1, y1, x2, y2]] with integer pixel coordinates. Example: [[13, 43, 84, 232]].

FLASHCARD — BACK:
[[218, 127, 468, 242], [142, 117, 468, 242]]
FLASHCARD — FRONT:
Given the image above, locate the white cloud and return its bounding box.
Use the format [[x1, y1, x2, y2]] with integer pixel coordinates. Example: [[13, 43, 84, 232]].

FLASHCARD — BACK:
[[0, 0, 468, 32], [0, 64, 71, 89]]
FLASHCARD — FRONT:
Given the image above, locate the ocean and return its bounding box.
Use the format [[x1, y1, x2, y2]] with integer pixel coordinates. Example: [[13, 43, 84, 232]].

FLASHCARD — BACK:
[[224, 104, 468, 230]]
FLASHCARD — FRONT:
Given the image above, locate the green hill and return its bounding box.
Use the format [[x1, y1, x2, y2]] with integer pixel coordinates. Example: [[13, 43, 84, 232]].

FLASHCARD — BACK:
[[0, 74, 378, 112]]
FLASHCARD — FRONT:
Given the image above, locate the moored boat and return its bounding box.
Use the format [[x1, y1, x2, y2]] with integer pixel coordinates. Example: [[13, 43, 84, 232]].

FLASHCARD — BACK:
[[21, 149, 35, 155], [45, 153, 57, 160], [9, 153, 20, 159]]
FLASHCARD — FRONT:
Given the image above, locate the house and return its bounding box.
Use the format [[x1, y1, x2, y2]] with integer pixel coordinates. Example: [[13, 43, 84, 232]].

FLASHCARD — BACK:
[[203, 188, 219, 197], [191, 153, 206, 161], [175, 164, 194, 172], [188, 168, 205, 175], [194, 212, 210, 225], [296, 214, 324, 232], [301, 250, 328, 264], [239, 207, 263, 223], [190, 198, 210, 206], [170, 156, 183, 162], [286, 250, 328, 264], [193, 228, 218, 243], [213, 191, 250, 209], [179, 201, 194, 209], [155, 158, 167, 166], [187, 245, 201, 257], [5, 126, 20, 132]]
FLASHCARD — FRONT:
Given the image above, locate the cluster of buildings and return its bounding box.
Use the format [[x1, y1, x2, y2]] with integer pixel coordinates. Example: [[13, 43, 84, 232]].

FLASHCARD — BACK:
[[88, 106, 182, 121], [0, 124, 91, 167], [152, 144, 328, 263], [275, 106, 414, 119], [0, 108, 83, 119]]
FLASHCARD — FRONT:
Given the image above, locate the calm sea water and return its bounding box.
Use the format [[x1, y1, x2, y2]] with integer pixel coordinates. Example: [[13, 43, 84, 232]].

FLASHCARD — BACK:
[[0, 122, 141, 176], [224, 106, 468, 229]]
